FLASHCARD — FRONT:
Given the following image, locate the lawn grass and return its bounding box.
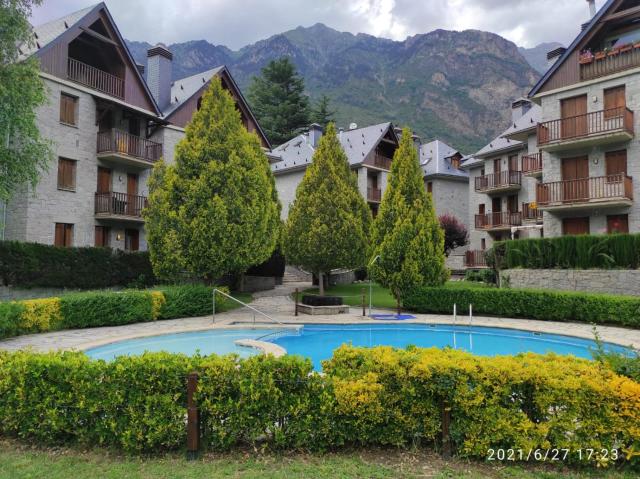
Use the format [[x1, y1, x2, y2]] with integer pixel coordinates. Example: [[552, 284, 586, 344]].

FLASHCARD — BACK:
[[0, 440, 635, 479], [219, 292, 253, 312], [301, 281, 490, 310]]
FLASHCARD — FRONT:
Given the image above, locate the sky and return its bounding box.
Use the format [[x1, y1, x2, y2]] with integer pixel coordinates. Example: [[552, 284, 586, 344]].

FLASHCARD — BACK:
[[30, 0, 605, 50]]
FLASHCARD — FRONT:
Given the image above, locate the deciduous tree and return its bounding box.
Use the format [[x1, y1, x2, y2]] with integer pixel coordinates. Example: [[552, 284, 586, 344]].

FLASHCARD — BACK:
[[0, 0, 52, 205], [248, 57, 310, 145], [439, 213, 469, 256], [145, 78, 281, 282], [283, 123, 371, 295], [369, 127, 447, 313]]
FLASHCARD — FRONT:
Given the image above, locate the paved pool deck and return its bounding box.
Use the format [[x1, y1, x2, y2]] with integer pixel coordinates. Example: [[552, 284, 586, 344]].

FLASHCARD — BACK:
[[1, 281, 639, 353]]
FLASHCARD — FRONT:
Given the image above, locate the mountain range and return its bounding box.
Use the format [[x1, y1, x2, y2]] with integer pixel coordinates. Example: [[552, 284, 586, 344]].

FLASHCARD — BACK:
[[127, 24, 555, 152]]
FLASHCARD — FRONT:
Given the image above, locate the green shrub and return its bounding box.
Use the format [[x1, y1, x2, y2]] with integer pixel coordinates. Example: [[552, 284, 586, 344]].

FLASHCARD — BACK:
[[404, 286, 640, 327], [0, 285, 229, 339], [463, 269, 496, 284], [0, 346, 638, 468], [495, 234, 640, 270], [0, 241, 155, 289]]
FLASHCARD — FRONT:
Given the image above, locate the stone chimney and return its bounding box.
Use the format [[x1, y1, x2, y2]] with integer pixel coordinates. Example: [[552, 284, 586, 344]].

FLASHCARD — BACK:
[[546, 47, 566, 68], [309, 123, 323, 147], [511, 98, 532, 123], [146, 43, 172, 111]]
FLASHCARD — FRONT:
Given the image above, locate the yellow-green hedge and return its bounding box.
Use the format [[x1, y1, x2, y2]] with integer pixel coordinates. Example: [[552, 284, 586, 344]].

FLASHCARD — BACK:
[[0, 285, 227, 339], [0, 345, 638, 469]]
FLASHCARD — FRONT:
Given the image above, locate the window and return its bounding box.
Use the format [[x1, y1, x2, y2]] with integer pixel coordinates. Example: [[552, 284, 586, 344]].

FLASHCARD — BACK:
[[427, 182, 433, 193], [59, 93, 78, 126], [57, 158, 76, 191], [562, 217, 590, 236], [604, 85, 625, 119], [607, 215, 629, 234], [95, 226, 110, 247], [481, 238, 486, 250], [125, 228, 139, 252], [54, 223, 74, 247]]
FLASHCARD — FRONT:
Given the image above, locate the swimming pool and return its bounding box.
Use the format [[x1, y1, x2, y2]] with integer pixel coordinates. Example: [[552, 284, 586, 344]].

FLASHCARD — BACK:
[[84, 323, 633, 369]]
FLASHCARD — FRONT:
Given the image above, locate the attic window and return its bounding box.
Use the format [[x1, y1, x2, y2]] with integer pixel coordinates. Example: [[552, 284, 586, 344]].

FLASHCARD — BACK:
[[451, 157, 461, 169]]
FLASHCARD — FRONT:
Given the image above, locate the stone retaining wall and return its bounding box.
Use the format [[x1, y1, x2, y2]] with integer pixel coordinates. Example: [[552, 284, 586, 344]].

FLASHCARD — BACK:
[[501, 269, 640, 297]]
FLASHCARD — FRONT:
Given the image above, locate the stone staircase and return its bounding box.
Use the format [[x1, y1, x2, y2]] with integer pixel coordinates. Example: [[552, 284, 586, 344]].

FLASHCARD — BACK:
[[283, 265, 312, 283]]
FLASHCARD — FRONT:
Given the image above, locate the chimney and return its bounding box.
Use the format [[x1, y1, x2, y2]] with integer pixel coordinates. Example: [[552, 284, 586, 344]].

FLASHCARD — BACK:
[[135, 62, 145, 76], [547, 47, 566, 68], [586, 0, 596, 18], [309, 123, 323, 147], [511, 98, 532, 123], [146, 43, 173, 110]]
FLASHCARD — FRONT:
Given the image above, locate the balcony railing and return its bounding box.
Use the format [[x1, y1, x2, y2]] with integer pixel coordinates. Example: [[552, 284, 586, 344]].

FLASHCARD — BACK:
[[475, 211, 522, 230], [537, 107, 634, 146], [521, 153, 542, 176], [67, 58, 124, 99], [474, 170, 522, 192], [522, 202, 543, 222], [95, 192, 147, 218], [464, 250, 487, 268], [367, 187, 382, 202], [580, 46, 640, 81], [97, 129, 163, 163], [536, 174, 633, 207], [373, 153, 392, 170]]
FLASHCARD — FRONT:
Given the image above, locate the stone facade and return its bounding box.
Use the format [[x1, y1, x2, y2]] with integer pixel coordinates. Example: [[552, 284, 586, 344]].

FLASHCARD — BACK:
[[537, 71, 640, 236], [501, 268, 640, 297]]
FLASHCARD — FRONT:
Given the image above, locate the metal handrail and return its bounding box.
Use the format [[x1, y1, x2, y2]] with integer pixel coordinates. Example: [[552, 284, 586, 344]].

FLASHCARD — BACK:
[[212, 288, 284, 325]]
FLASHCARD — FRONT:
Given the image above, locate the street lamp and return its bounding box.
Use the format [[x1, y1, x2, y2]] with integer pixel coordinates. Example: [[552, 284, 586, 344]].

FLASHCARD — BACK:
[[368, 255, 380, 317]]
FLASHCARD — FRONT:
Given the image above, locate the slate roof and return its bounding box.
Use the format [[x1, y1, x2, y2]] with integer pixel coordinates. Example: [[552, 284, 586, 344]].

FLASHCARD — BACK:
[[20, 4, 98, 59], [163, 66, 224, 117], [419, 139, 468, 180], [501, 102, 541, 139], [459, 154, 483, 170], [271, 122, 395, 173]]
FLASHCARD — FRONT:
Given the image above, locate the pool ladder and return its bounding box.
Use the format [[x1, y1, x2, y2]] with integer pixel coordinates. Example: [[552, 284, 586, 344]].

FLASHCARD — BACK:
[[212, 288, 285, 326], [451, 303, 473, 351]]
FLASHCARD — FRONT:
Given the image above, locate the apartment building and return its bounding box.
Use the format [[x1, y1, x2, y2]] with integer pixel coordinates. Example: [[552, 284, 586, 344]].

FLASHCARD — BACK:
[[2, 3, 269, 251], [271, 123, 400, 218], [461, 99, 542, 267], [529, 0, 639, 237]]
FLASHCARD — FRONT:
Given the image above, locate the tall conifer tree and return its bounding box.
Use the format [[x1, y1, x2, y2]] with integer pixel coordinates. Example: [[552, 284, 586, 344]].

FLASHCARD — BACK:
[[145, 78, 281, 282], [369, 127, 447, 313], [283, 123, 371, 295]]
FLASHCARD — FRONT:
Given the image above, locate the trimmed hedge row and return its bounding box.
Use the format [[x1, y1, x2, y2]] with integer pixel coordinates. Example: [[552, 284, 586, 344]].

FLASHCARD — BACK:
[[0, 241, 155, 288], [0, 346, 638, 468], [0, 284, 227, 339], [494, 234, 640, 270], [404, 286, 640, 327]]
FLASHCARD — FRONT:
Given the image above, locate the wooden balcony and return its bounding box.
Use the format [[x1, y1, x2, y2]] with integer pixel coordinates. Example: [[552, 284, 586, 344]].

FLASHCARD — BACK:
[[522, 202, 543, 223], [373, 154, 392, 170], [67, 58, 124, 99], [537, 107, 634, 151], [475, 211, 522, 232], [367, 187, 382, 203], [97, 129, 163, 168], [521, 153, 542, 178], [474, 170, 522, 194], [464, 250, 488, 268], [536, 174, 633, 211], [95, 192, 147, 222], [580, 45, 640, 82]]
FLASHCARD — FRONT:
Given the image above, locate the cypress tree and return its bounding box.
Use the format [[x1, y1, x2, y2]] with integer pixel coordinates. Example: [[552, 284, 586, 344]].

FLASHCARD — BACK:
[[145, 78, 281, 282], [369, 127, 447, 313], [283, 123, 371, 295]]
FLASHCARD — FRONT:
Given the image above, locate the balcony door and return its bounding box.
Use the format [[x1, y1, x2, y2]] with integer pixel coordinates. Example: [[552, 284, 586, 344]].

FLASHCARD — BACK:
[[561, 156, 589, 202], [605, 150, 627, 177], [561, 95, 587, 139], [604, 86, 625, 121], [491, 197, 501, 226], [97, 167, 111, 193], [127, 173, 138, 216]]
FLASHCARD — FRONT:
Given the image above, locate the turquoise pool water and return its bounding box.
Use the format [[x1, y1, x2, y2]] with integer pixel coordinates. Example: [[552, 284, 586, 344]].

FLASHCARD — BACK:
[[85, 324, 633, 369]]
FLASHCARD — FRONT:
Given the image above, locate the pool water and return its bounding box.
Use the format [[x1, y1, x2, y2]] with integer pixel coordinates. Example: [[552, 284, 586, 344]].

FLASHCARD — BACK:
[[84, 324, 633, 369]]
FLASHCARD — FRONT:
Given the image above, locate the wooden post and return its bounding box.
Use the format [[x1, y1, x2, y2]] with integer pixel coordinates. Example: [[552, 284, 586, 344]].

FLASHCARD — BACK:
[[441, 399, 452, 459], [186, 372, 200, 460], [294, 288, 299, 316], [361, 288, 365, 316]]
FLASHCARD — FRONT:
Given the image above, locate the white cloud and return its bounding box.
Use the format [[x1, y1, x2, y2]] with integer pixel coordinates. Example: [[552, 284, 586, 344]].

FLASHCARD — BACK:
[[31, 0, 606, 49]]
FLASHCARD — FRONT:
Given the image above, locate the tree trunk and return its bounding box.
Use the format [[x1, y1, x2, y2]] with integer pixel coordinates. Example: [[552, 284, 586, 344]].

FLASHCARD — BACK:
[[318, 271, 324, 296], [396, 296, 401, 316]]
